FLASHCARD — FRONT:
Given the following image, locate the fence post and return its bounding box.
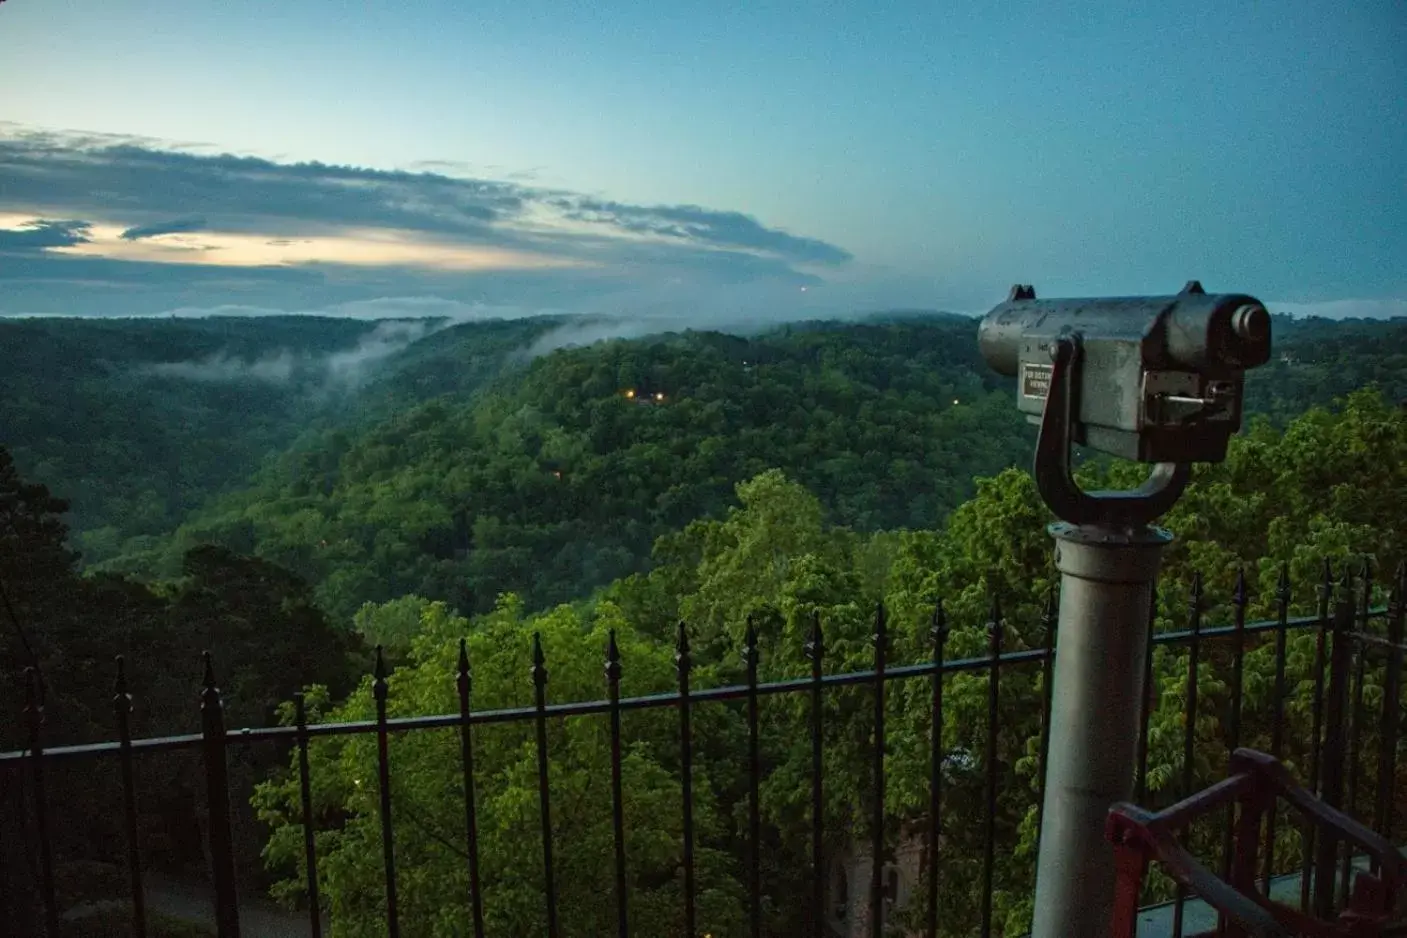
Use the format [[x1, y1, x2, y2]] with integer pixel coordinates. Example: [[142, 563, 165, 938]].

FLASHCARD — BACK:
[[925, 602, 948, 938], [1301, 559, 1336, 911], [808, 611, 827, 938], [372, 646, 400, 938], [530, 634, 559, 938], [747, 617, 764, 938], [24, 667, 58, 937], [979, 597, 1002, 938], [605, 630, 629, 938], [1261, 561, 1291, 892], [456, 638, 485, 938], [1374, 563, 1405, 843], [1313, 571, 1355, 920], [676, 621, 697, 938], [115, 656, 148, 938], [293, 692, 322, 938], [200, 652, 241, 938]]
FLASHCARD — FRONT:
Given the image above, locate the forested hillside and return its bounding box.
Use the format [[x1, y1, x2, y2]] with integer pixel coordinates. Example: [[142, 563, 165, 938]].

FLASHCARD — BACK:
[[5, 311, 1404, 627], [0, 316, 364, 552], [0, 314, 555, 564], [110, 317, 1032, 619], [1243, 315, 1407, 423]]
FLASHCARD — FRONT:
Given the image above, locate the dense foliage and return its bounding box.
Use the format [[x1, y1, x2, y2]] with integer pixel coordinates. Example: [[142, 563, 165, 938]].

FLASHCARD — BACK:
[[0, 314, 554, 566], [56, 312, 1407, 630], [102, 317, 1029, 620], [1, 311, 1404, 935], [0, 315, 374, 562], [1244, 316, 1407, 424], [0, 446, 365, 934], [6, 311, 1404, 628], [251, 391, 1406, 938]]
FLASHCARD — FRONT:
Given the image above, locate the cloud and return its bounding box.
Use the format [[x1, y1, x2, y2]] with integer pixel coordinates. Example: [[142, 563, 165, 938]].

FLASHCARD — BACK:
[[554, 199, 853, 265], [516, 278, 903, 359], [141, 318, 449, 388], [146, 350, 300, 384], [520, 315, 684, 359], [119, 216, 207, 240], [24, 124, 1393, 330], [0, 219, 92, 250], [0, 250, 323, 285], [0, 125, 867, 319], [323, 320, 442, 384], [0, 133, 511, 239], [0, 126, 849, 266], [63, 296, 555, 325], [326, 296, 550, 322]]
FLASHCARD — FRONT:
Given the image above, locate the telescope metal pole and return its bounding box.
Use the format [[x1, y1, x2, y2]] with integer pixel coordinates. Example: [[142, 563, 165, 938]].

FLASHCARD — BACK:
[[1030, 521, 1171, 938]]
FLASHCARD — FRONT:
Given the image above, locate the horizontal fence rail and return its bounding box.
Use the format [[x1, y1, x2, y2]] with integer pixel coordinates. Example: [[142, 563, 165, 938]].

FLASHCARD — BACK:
[[0, 619, 1335, 763], [2, 561, 1403, 938]]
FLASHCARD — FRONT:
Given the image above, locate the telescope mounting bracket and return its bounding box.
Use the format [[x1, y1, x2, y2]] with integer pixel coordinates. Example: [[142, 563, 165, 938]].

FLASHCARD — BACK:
[[1035, 334, 1190, 527]]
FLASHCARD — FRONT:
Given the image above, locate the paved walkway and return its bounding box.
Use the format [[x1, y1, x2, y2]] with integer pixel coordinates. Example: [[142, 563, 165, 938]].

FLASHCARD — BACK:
[[64, 873, 316, 938], [79, 853, 1398, 937], [1129, 854, 1375, 937]]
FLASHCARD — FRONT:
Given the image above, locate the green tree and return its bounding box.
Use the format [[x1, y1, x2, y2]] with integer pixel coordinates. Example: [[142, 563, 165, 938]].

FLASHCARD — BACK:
[[123, 319, 1034, 622], [254, 599, 747, 938], [254, 382, 1407, 936], [352, 594, 436, 664]]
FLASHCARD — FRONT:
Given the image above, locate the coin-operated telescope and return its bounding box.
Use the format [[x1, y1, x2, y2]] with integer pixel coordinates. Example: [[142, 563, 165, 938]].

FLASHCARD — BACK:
[[978, 280, 1271, 525], [978, 281, 1272, 938]]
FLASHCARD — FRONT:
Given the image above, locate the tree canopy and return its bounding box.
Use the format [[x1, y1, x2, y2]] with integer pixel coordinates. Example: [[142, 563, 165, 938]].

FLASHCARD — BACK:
[[1, 310, 1404, 935], [248, 389, 1407, 937]]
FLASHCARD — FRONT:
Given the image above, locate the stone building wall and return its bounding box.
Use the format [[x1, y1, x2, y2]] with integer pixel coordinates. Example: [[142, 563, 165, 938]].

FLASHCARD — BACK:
[[826, 825, 929, 938]]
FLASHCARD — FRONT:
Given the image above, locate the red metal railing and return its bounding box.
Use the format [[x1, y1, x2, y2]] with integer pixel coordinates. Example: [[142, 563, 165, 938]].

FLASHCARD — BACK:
[[1108, 748, 1403, 938]]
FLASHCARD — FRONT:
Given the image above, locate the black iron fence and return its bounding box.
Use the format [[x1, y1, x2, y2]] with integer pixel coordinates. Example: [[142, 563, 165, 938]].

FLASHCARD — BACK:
[[2, 561, 1404, 938]]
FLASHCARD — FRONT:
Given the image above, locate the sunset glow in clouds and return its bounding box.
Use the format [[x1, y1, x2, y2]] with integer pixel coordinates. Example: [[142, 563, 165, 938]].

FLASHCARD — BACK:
[[39, 223, 594, 273]]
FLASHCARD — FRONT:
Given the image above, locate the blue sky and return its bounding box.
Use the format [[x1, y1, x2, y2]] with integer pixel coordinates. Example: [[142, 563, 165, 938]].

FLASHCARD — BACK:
[[1, 0, 1404, 321]]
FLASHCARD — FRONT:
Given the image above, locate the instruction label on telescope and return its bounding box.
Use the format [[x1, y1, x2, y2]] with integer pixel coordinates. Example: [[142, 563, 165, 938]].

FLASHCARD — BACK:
[[1021, 362, 1053, 400]]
